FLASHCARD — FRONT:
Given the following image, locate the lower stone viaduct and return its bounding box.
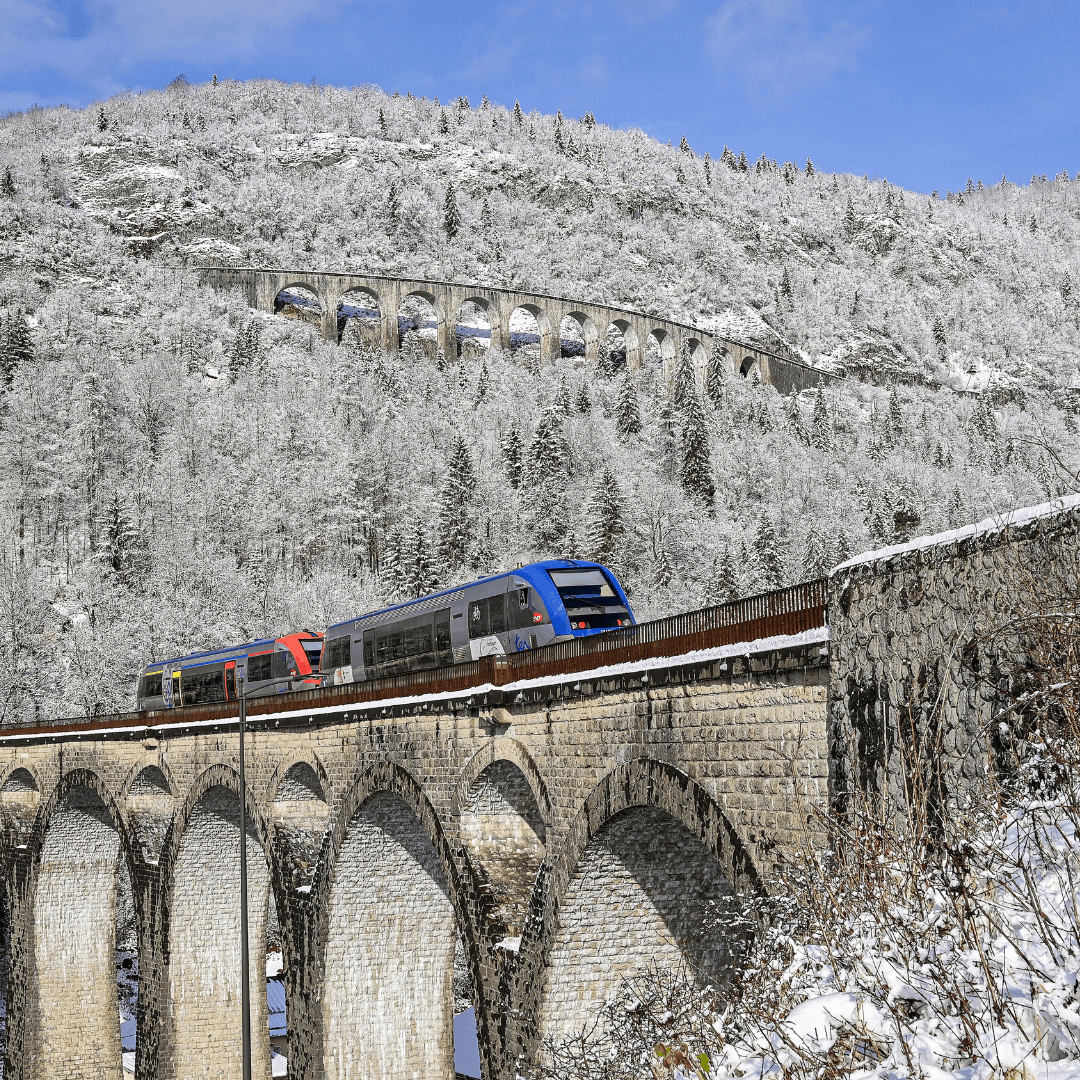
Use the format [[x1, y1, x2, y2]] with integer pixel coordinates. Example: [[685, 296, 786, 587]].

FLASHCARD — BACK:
[[197, 266, 832, 395], [1, 496, 1077, 1080]]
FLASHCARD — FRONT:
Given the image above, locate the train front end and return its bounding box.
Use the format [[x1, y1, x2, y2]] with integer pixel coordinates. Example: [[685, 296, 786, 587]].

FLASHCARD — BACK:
[[518, 561, 635, 639]]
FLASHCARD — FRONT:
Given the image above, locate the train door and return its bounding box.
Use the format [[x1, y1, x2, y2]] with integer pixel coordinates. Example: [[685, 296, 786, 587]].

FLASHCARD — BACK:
[[507, 581, 539, 653], [172, 670, 182, 708], [225, 661, 236, 701]]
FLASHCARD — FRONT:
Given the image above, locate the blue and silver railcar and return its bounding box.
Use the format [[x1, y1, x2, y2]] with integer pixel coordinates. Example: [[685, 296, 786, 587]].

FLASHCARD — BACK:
[[136, 632, 323, 711], [320, 560, 634, 684]]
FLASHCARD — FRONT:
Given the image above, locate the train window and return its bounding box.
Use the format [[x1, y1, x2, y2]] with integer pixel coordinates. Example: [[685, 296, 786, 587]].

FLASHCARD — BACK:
[[142, 673, 163, 699], [363, 631, 374, 670], [225, 666, 235, 700], [183, 665, 225, 705], [468, 600, 487, 638], [377, 630, 404, 667], [435, 609, 452, 664], [327, 637, 351, 669], [248, 653, 272, 682], [302, 640, 323, 669], [489, 595, 506, 635], [272, 651, 298, 680]]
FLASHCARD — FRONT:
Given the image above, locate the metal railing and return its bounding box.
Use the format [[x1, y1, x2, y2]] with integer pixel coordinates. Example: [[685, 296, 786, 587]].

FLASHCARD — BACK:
[[0, 580, 828, 738]]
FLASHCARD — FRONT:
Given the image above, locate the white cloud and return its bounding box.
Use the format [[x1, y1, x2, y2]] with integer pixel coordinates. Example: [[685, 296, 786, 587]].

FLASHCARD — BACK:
[[0, 0, 365, 104], [706, 0, 872, 93]]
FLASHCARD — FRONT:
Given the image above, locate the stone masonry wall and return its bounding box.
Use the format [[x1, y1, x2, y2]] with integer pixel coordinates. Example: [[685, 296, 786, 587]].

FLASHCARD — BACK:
[[0, 641, 830, 1080], [828, 501, 1080, 815]]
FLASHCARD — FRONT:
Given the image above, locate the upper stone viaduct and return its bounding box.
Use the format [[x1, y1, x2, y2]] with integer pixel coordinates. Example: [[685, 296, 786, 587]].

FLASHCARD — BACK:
[[197, 266, 832, 395], [1, 496, 1077, 1080]]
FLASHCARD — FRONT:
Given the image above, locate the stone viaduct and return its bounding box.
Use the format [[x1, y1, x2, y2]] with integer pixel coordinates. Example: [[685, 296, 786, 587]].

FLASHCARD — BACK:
[[196, 266, 832, 395], [1, 496, 1077, 1080]]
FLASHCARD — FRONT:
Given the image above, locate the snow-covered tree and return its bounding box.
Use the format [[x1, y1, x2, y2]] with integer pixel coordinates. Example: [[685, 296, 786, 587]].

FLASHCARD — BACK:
[[585, 467, 623, 565], [437, 435, 477, 572]]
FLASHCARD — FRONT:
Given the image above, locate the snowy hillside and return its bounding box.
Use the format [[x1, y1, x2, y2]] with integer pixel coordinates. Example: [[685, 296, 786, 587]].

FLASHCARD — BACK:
[[0, 79, 1077, 720]]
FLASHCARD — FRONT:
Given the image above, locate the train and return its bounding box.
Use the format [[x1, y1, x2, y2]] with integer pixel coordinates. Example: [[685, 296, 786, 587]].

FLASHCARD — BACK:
[[136, 560, 634, 711]]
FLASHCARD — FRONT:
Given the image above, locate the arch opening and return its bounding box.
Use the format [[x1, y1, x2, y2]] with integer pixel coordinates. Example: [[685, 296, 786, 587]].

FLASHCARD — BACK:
[[398, 292, 439, 359], [600, 322, 629, 375], [509, 305, 542, 366], [2, 767, 37, 793], [274, 284, 322, 326], [686, 337, 708, 386], [537, 805, 738, 1054], [461, 760, 547, 942], [740, 355, 759, 378], [455, 300, 492, 359], [646, 328, 675, 370], [167, 784, 273, 1080], [559, 313, 596, 361], [337, 287, 382, 347], [322, 789, 458, 1080], [129, 765, 171, 796], [30, 783, 128, 1079], [275, 761, 326, 802]]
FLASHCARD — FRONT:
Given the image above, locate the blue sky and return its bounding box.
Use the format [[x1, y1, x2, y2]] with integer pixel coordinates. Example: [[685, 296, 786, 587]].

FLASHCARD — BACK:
[[2, 0, 1077, 194]]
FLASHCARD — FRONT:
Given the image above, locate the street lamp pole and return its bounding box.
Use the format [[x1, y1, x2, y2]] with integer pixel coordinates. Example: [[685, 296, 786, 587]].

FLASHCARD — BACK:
[[237, 673, 253, 1080]]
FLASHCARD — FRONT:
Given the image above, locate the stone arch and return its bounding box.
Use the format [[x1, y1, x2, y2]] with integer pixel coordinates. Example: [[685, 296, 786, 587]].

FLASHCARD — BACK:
[[122, 757, 176, 798], [740, 354, 760, 378], [0, 765, 40, 792], [508, 302, 543, 361], [455, 296, 494, 357], [23, 769, 137, 1080], [520, 759, 761, 1060], [559, 311, 598, 363], [274, 281, 324, 327], [266, 752, 331, 805], [601, 320, 631, 373], [454, 736, 552, 822], [336, 285, 382, 346], [646, 327, 677, 384], [317, 761, 470, 1080], [159, 765, 277, 1080], [398, 289, 442, 359]]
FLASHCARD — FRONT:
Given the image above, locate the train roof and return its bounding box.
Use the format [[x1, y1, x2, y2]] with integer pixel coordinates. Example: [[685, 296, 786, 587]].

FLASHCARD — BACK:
[[326, 560, 617, 633], [142, 632, 319, 672]]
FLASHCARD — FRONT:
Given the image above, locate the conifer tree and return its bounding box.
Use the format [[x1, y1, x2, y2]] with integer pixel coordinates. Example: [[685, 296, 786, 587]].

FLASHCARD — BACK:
[[652, 547, 674, 589], [101, 494, 145, 583], [702, 153, 712, 186], [442, 182, 460, 241], [378, 108, 388, 138], [703, 543, 739, 605], [381, 528, 404, 594], [385, 180, 400, 235], [704, 343, 727, 407], [801, 517, 832, 579], [555, 376, 572, 415], [673, 341, 696, 413], [680, 390, 714, 504], [0, 310, 33, 385], [502, 425, 524, 488], [784, 396, 804, 441], [805, 158, 815, 176], [585, 467, 623, 564], [438, 110, 450, 135], [575, 382, 591, 414], [809, 391, 832, 450], [474, 360, 490, 404], [615, 370, 642, 438], [842, 197, 858, 240], [404, 523, 438, 598], [97, 106, 108, 132], [597, 340, 614, 380], [513, 100, 524, 126], [437, 434, 477, 570], [755, 516, 784, 590], [0, 166, 15, 199], [529, 408, 567, 486], [887, 384, 904, 439]]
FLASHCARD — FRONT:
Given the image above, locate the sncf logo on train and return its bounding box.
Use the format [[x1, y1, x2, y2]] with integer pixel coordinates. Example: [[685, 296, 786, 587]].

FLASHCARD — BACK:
[[135, 561, 634, 711]]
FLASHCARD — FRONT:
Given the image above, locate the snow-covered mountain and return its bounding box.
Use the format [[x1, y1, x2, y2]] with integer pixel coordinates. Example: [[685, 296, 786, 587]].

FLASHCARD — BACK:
[[0, 78, 1077, 720]]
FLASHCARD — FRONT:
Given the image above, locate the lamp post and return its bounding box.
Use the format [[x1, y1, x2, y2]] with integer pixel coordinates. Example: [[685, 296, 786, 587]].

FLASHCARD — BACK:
[[237, 673, 253, 1080]]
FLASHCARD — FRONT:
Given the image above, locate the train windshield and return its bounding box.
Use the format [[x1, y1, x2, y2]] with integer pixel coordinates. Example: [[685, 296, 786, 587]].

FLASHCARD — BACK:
[[301, 640, 323, 670], [547, 569, 633, 630]]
